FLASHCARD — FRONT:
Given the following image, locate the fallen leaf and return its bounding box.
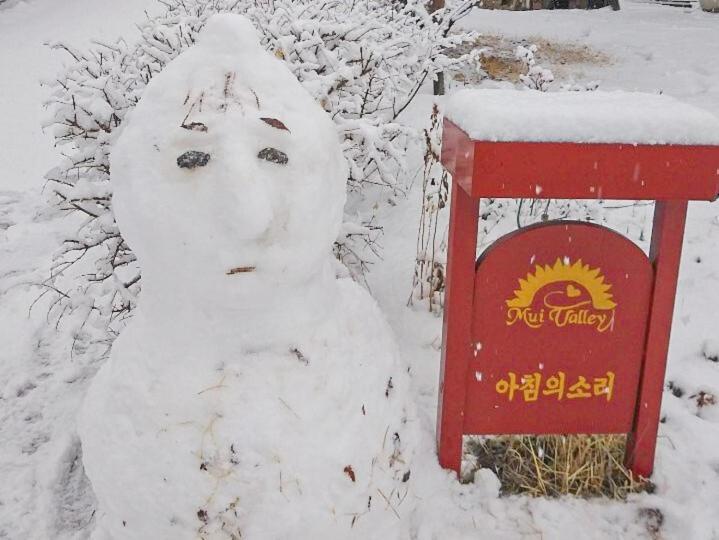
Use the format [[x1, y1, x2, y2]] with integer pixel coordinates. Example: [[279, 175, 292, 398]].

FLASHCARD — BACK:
[[260, 117, 290, 132]]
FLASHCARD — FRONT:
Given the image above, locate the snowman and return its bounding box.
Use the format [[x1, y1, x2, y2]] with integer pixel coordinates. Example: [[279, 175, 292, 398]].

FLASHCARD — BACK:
[[78, 14, 414, 540]]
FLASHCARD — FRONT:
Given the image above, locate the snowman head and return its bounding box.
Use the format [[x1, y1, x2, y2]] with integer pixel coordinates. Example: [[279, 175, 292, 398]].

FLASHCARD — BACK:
[[111, 15, 347, 302]]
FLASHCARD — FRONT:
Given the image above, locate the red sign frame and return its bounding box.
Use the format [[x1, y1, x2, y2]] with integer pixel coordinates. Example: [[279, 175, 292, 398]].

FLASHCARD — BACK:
[[437, 119, 719, 479]]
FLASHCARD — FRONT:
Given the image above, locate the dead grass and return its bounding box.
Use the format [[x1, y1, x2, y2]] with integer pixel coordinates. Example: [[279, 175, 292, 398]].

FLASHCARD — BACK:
[[465, 434, 650, 499], [480, 54, 526, 82]]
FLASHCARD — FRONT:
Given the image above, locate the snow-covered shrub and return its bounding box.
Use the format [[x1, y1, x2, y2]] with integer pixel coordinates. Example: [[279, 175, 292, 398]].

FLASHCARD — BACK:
[[409, 42, 628, 311], [42, 0, 478, 334], [515, 44, 554, 92]]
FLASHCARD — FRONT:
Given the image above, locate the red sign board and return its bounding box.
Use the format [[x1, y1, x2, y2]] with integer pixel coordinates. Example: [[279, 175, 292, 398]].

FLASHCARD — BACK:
[[437, 119, 719, 479], [468, 222, 653, 436]]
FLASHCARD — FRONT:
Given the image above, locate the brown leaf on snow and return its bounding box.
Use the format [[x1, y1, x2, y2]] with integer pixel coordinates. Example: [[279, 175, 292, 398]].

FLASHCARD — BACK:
[[260, 117, 290, 132], [692, 390, 716, 408], [343, 465, 356, 482]]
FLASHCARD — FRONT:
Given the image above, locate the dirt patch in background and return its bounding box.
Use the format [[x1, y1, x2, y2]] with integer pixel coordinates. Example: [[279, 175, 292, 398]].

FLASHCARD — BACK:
[[452, 34, 612, 84], [529, 36, 611, 68]]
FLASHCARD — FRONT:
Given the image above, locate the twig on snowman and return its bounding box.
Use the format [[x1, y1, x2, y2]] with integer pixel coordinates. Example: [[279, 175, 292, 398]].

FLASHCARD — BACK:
[[197, 375, 228, 395], [376, 488, 401, 520], [181, 90, 205, 127], [226, 266, 256, 275], [347, 496, 373, 528], [278, 397, 301, 420], [155, 419, 197, 438], [199, 413, 222, 464], [290, 347, 308, 365]]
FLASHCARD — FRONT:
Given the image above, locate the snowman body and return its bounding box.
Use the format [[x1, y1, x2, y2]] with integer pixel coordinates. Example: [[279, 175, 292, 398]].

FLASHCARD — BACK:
[[79, 15, 413, 540]]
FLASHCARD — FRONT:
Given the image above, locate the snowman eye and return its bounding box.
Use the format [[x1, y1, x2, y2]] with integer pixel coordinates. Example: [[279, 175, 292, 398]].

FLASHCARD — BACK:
[[257, 147, 289, 165], [181, 121, 208, 132], [177, 150, 211, 169]]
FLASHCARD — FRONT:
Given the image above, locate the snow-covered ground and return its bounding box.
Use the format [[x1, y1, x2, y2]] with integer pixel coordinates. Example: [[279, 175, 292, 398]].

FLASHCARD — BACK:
[[0, 0, 156, 191], [1, 1, 718, 539]]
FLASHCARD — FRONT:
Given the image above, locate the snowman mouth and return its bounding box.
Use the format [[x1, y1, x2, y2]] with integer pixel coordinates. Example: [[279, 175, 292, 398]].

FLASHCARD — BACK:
[[226, 266, 256, 275]]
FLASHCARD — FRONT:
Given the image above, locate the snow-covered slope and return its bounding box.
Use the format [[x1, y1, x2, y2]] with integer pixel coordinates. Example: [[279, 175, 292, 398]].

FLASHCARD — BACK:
[[0, 1, 158, 537], [0, 0, 155, 192]]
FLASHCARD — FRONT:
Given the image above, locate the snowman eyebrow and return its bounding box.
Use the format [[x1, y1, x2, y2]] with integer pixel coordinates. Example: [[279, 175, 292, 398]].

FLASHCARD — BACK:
[[260, 117, 290, 132]]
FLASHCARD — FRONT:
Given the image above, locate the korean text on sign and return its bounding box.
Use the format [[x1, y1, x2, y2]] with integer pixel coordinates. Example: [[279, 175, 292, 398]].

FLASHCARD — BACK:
[[495, 371, 615, 402]]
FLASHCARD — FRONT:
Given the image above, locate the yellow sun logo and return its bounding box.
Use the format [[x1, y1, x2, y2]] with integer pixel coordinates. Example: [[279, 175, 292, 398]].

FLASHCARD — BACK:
[[506, 258, 617, 310]]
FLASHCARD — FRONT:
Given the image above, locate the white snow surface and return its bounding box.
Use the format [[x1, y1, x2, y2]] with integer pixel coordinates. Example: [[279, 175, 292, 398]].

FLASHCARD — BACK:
[[0, 0, 156, 191], [2, 2, 719, 540], [446, 89, 719, 145], [78, 14, 414, 539]]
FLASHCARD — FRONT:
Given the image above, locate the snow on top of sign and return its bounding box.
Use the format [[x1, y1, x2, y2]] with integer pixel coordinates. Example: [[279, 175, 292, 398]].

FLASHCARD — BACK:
[[446, 89, 719, 146]]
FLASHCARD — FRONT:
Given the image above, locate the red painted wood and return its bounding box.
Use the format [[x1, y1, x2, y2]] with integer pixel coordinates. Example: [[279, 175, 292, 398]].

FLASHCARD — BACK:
[[625, 200, 688, 478], [437, 180, 479, 474], [441, 120, 719, 202], [441, 120, 475, 196], [467, 222, 653, 436]]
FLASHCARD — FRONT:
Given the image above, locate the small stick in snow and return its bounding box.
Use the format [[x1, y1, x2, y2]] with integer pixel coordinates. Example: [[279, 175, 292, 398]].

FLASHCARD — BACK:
[[385, 376, 394, 397], [397, 485, 410, 508], [278, 397, 301, 420], [197, 375, 228, 395], [250, 88, 261, 109], [290, 347, 308, 365], [382, 425, 390, 450], [226, 266, 256, 275], [376, 489, 401, 520]]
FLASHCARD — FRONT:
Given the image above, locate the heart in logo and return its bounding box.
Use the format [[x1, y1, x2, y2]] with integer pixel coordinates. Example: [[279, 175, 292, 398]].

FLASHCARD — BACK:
[[566, 284, 582, 298]]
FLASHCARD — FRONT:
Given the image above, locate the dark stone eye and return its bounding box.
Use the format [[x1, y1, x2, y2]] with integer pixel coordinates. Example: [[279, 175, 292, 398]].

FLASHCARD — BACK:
[[257, 147, 288, 165], [181, 122, 208, 132], [177, 151, 211, 169]]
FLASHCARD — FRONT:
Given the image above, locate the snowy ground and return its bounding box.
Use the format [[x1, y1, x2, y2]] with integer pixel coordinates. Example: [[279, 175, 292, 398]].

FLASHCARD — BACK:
[[1, 1, 718, 538]]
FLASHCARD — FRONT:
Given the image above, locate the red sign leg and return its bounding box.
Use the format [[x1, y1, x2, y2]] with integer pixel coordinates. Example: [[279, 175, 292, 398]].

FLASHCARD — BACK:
[[625, 200, 688, 478], [437, 181, 479, 475]]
